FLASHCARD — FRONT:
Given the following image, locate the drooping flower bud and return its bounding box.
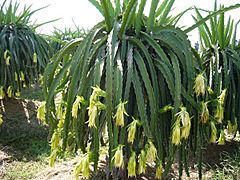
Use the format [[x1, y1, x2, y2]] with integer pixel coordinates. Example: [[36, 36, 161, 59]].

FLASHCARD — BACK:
[[88, 105, 98, 128], [14, 72, 18, 82], [7, 86, 13, 98], [114, 100, 128, 127], [37, 102, 46, 122], [0, 114, 3, 125], [200, 102, 209, 124], [91, 85, 107, 98], [72, 96, 85, 118], [218, 89, 227, 105], [56, 103, 63, 120], [218, 129, 225, 145], [138, 150, 147, 174], [15, 91, 20, 97], [155, 163, 163, 179], [4, 50, 9, 60], [146, 140, 157, 163], [82, 155, 90, 178], [172, 119, 181, 145], [74, 154, 90, 179], [4, 50, 11, 65], [207, 86, 214, 94], [175, 107, 191, 140], [215, 104, 224, 123], [113, 145, 124, 169], [20, 71, 25, 81], [5, 56, 10, 65], [128, 151, 136, 177], [0, 86, 5, 100], [49, 149, 57, 167], [87, 86, 106, 128], [209, 121, 217, 143], [51, 130, 61, 150], [127, 117, 140, 144], [33, 52, 37, 64], [193, 73, 206, 96], [159, 104, 173, 113], [74, 161, 83, 180]]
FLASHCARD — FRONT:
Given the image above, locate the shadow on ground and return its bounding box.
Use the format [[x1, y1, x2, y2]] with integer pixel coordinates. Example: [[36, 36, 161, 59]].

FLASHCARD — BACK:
[[0, 98, 49, 160]]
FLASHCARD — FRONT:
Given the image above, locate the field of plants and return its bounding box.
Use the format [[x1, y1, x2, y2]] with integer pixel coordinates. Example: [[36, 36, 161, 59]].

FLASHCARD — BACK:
[[1, 0, 240, 179]]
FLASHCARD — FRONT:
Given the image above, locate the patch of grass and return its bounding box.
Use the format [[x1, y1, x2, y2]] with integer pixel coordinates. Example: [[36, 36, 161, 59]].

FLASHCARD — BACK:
[[3, 160, 48, 180], [1, 135, 50, 180], [212, 146, 240, 180]]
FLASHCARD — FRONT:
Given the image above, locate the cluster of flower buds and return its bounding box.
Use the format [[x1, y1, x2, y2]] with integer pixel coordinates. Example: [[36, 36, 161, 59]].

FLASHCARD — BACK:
[[172, 107, 191, 145], [87, 86, 107, 128]]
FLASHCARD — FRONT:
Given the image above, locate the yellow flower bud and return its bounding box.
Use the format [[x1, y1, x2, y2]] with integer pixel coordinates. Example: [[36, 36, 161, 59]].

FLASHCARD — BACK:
[[72, 96, 84, 118], [4, 50, 9, 60], [209, 121, 217, 143], [113, 145, 124, 168], [114, 100, 128, 127], [57, 115, 65, 129], [207, 87, 214, 94], [200, 102, 209, 124], [215, 104, 224, 123], [0, 114, 3, 126], [175, 107, 191, 139], [138, 150, 147, 174], [74, 154, 90, 179], [218, 129, 225, 145], [91, 86, 107, 98], [127, 118, 140, 144], [181, 126, 191, 140], [172, 119, 181, 145], [193, 73, 206, 96], [37, 102, 46, 122], [155, 163, 163, 179], [15, 72, 18, 82], [175, 107, 190, 127], [7, 86, 13, 98], [20, 71, 25, 81], [88, 105, 98, 128], [159, 104, 173, 113], [218, 89, 227, 105], [5, 56, 10, 65], [73, 161, 83, 180], [87, 86, 106, 128], [33, 52, 37, 64], [49, 149, 57, 167], [56, 104, 63, 120], [51, 130, 61, 150], [128, 151, 136, 177], [0, 86, 5, 100], [15, 91, 20, 97], [146, 140, 157, 163], [4, 50, 11, 65], [82, 155, 90, 178]]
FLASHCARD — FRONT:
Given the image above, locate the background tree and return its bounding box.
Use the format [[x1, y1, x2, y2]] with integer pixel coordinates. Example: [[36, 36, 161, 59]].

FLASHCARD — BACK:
[[0, 0, 52, 99]]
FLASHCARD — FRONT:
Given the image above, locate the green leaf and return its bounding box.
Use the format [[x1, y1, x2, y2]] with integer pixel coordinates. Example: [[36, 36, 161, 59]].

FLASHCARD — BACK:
[[135, 0, 147, 35], [147, 0, 159, 32], [185, 3, 240, 33], [119, 0, 137, 38]]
